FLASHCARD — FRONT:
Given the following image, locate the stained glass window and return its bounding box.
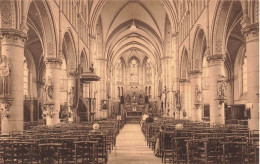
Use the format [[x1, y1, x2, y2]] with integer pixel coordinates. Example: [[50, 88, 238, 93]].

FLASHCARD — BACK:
[[130, 59, 138, 83]]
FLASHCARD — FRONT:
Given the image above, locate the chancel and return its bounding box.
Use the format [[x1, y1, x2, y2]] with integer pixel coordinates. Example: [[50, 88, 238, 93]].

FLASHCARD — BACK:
[[0, 0, 259, 163]]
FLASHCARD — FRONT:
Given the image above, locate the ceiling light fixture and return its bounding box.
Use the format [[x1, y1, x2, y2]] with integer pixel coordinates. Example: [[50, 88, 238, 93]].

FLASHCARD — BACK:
[[130, 3, 137, 31]]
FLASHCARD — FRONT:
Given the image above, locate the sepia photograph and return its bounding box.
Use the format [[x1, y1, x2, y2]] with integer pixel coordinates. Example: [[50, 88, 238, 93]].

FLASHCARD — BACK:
[[0, 0, 259, 163]]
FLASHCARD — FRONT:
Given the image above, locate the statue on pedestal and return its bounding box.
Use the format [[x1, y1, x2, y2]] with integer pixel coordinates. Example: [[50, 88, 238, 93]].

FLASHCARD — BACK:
[[43, 76, 53, 102], [132, 92, 137, 103], [126, 94, 131, 104], [217, 75, 227, 99], [194, 85, 201, 102], [0, 55, 10, 95], [68, 86, 75, 107]]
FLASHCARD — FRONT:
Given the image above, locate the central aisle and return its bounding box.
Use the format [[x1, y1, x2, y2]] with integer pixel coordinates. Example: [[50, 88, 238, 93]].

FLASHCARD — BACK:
[[108, 124, 161, 164]]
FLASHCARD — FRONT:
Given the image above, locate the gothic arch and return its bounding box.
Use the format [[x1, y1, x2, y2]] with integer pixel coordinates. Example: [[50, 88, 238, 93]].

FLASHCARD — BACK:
[[211, 0, 244, 55], [192, 27, 207, 70], [80, 49, 89, 72], [180, 47, 190, 79], [26, 0, 57, 57], [128, 55, 141, 66], [62, 29, 77, 73]]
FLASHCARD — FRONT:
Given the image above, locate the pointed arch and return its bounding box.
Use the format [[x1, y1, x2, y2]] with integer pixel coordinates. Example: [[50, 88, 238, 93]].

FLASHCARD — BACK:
[[26, 0, 58, 57], [180, 47, 190, 79], [80, 48, 89, 73], [192, 27, 207, 70], [62, 29, 77, 72]]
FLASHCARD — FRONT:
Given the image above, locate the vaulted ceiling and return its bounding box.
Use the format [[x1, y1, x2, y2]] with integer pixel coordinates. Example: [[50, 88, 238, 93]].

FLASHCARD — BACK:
[[97, 0, 174, 67]]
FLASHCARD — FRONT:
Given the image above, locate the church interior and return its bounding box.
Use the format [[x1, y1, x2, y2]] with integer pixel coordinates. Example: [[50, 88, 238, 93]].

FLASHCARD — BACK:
[[0, 0, 259, 163]]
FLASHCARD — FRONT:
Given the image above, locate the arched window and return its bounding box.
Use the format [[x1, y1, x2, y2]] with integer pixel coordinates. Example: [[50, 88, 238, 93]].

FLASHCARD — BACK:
[[130, 59, 139, 83], [116, 61, 123, 82], [242, 56, 247, 93], [146, 59, 152, 82], [24, 58, 29, 96]]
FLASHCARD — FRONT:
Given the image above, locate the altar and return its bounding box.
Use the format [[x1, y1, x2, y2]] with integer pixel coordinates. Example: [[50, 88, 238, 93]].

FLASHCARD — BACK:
[[123, 90, 146, 123]]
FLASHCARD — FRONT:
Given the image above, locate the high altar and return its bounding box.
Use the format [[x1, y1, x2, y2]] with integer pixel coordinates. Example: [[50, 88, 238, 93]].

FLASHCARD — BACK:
[[122, 89, 147, 123]]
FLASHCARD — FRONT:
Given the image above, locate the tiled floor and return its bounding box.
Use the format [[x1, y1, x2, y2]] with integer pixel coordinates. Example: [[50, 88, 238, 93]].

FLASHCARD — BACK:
[[108, 124, 162, 164]]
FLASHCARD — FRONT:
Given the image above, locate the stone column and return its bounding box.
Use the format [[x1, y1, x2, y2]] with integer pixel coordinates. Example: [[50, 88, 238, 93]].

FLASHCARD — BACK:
[[241, 23, 259, 130], [44, 57, 62, 126], [179, 79, 190, 120], [206, 55, 225, 125], [189, 70, 202, 122], [29, 99, 35, 122], [171, 32, 179, 92], [67, 72, 77, 123], [0, 29, 27, 134]]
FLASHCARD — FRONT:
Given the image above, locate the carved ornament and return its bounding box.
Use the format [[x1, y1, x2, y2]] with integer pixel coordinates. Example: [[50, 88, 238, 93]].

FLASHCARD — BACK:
[[188, 70, 202, 78], [206, 54, 226, 66], [0, 29, 27, 47], [241, 23, 259, 42], [44, 57, 62, 69]]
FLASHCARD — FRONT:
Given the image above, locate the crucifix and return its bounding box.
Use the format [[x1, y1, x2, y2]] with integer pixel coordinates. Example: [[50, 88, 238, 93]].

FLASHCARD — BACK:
[[162, 86, 170, 112]]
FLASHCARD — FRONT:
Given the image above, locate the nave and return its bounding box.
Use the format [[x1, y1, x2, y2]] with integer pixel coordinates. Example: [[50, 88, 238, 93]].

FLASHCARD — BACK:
[[0, 0, 259, 163], [108, 124, 161, 164]]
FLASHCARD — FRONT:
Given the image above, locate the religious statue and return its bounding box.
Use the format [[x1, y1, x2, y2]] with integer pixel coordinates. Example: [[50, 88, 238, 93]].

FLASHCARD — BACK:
[[89, 64, 95, 73], [0, 55, 10, 95], [43, 76, 53, 102], [138, 94, 144, 104], [132, 92, 137, 103], [217, 75, 227, 99], [68, 86, 75, 107], [194, 85, 201, 102], [126, 94, 131, 104]]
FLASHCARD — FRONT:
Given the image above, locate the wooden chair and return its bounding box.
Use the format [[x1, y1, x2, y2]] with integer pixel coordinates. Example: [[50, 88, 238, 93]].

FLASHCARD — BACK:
[[38, 142, 63, 163], [74, 140, 98, 164]]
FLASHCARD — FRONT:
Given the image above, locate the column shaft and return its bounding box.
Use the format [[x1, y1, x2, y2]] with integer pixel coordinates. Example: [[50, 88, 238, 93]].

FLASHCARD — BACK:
[[207, 55, 225, 125], [242, 23, 259, 130], [44, 57, 62, 126], [179, 79, 190, 120], [189, 70, 202, 122], [0, 29, 27, 134], [67, 72, 77, 123]]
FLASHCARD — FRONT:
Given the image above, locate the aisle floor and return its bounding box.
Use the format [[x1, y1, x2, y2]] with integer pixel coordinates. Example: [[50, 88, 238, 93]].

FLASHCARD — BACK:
[[108, 124, 162, 164]]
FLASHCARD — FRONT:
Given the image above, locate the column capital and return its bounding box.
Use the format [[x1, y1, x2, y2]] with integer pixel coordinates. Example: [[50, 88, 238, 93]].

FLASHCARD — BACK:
[[241, 23, 259, 42], [44, 57, 62, 69], [67, 71, 78, 78], [179, 79, 190, 83], [206, 54, 226, 66], [161, 56, 171, 60], [188, 70, 202, 78], [0, 28, 27, 47]]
